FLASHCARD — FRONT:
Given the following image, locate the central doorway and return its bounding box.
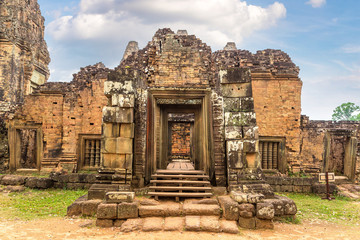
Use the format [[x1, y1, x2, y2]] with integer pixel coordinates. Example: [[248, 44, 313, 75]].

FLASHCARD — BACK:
[[145, 89, 214, 184]]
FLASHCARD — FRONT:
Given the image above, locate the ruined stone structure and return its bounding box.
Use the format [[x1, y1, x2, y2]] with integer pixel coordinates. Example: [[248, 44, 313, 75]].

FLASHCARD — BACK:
[[0, 0, 359, 192], [0, 0, 50, 171]]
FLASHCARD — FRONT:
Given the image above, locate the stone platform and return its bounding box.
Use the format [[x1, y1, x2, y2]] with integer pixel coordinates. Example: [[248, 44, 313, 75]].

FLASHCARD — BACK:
[[67, 191, 297, 233]]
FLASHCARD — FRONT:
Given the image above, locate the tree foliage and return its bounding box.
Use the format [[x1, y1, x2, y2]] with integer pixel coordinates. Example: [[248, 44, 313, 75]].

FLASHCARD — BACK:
[[332, 102, 360, 121]]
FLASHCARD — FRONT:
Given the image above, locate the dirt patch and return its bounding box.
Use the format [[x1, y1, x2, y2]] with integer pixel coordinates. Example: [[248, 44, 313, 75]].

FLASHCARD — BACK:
[[0, 217, 359, 240]]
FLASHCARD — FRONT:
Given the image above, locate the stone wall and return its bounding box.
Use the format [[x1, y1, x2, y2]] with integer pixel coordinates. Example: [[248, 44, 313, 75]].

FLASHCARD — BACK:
[[6, 63, 108, 172], [299, 116, 360, 181], [0, 119, 9, 172], [252, 72, 302, 171], [0, 0, 50, 117]]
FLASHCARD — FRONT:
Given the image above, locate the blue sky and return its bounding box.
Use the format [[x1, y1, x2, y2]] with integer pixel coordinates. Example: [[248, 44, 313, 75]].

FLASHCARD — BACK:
[[37, 0, 360, 120]]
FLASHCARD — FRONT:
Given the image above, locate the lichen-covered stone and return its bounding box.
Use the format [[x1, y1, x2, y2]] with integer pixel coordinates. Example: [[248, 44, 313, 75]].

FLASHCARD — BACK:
[[218, 196, 239, 221], [230, 191, 264, 204], [106, 191, 135, 203], [256, 202, 275, 220], [238, 203, 255, 218]]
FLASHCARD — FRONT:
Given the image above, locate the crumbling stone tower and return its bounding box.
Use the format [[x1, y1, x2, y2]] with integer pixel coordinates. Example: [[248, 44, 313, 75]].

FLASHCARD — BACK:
[[100, 28, 298, 194]]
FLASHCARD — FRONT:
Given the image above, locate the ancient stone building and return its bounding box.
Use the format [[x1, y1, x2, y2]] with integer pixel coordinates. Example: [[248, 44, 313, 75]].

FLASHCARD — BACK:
[[0, 0, 359, 191], [0, 0, 50, 171]]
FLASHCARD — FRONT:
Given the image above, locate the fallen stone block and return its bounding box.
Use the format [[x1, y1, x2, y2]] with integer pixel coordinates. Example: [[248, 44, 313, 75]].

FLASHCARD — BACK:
[[97, 203, 117, 219], [6, 185, 25, 192], [67, 201, 83, 216], [256, 202, 275, 220], [117, 202, 138, 219], [276, 196, 297, 215], [142, 217, 164, 232], [106, 191, 135, 203], [230, 191, 264, 204], [36, 178, 54, 189], [1, 175, 27, 185], [218, 196, 239, 220], [25, 177, 38, 188]]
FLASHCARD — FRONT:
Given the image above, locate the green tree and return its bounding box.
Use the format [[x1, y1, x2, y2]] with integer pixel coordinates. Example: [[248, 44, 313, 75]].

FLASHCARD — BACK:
[[332, 102, 360, 121]]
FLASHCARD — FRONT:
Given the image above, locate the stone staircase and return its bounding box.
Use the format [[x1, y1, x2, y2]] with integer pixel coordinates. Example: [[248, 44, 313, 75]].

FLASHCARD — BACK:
[[148, 169, 213, 201]]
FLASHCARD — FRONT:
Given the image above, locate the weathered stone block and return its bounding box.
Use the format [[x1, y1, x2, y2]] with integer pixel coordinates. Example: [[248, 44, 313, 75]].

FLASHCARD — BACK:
[[223, 97, 254, 112], [111, 94, 135, 108], [183, 204, 220, 216], [36, 178, 54, 189], [238, 217, 255, 229], [97, 203, 117, 219], [256, 202, 274, 220], [114, 219, 126, 227], [255, 218, 274, 229], [142, 217, 163, 231], [1, 175, 27, 185], [243, 126, 259, 139], [139, 204, 182, 217], [102, 107, 134, 123], [221, 83, 252, 98], [220, 68, 251, 84], [276, 196, 297, 215], [200, 216, 220, 232], [231, 191, 264, 204], [96, 219, 114, 228], [238, 203, 255, 218], [220, 220, 239, 234], [164, 217, 184, 231], [104, 80, 134, 95], [106, 191, 135, 203], [225, 112, 256, 126], [120, 218, 143, 232], [218, 196, 239, 221], [264, 198, 284, 216], [225, 126, 242, 139], [103, 138, 133, 154], [82, 200, 102, 216], [67, 202, 82, 216], [117, 202, 138, 219], [120, 123, 134, 138], [25, 177, 38, 188], [185, 216, 201, 231]]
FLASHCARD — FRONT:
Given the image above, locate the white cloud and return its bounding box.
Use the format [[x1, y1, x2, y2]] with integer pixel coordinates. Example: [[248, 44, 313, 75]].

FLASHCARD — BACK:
[[341, 44, 360, 54], [47, 0, 286, 49], [306, 0, 326, 8]]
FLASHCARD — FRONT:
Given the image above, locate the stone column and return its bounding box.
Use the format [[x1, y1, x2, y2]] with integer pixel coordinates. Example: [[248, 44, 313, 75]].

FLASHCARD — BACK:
[[101, 70, 135, 184], [221, 68, 272, 196]]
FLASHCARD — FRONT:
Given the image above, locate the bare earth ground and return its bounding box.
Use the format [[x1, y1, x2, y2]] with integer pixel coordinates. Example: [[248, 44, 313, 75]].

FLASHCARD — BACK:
[[0, 217, 359, 240]]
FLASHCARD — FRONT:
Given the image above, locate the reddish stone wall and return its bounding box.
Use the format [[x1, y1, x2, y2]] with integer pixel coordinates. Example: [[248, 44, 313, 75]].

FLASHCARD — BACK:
[[170, 122, 191, 159], [9, 63, 109, 170], [252, 73, 302, 171]]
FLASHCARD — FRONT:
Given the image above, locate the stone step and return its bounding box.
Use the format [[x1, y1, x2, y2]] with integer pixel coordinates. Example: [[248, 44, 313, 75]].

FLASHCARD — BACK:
[[150, 179, 211, 185], [149, 186, 212, 191], [155, 170, 206, 175], [151, 174, 210, 179], [148, 192, 212, 198]]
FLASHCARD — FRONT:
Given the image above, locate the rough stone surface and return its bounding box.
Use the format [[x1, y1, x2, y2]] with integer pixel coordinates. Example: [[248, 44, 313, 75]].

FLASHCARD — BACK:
[[106, 191, 134, 203], [185, 216, 201, 231], [183, 204, 220, 216], [36, 178, 54, 189], [67, 202, 83, 216], [238, 217, 256, 229], [200, 216, 220, 232], [238, 203, 255, 218], [82, 200, 102, 216], [192, 199, 219, 205], [97, 203, 117, 219], [120, 218, 143, 232], [1, 175, 27, 185], [256, 202, 275, 220], [117, 202, 138, 219], [231, 191, 264, 204], [255, 218, 274, 229], [25, 177, 38, 188], [218, 196, 239, 220], [5, 185, 25, 192], [220, 220, 239, 234], [264, 198, 284, 216], [139, 203, 182, 217], [164, 217, 184, 231], [142, 217, 164, 232], [96, 219, 113, 228]]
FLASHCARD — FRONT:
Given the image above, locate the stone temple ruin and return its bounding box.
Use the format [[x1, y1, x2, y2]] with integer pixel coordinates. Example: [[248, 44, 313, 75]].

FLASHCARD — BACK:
[[1, 0, 360, 232]]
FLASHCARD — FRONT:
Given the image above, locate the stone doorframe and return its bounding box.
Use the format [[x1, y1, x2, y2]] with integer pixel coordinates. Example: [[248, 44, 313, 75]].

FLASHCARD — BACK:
[[8, 123, 43, 172], [145, 88, 214, 183], [323, 130, 357, 181]]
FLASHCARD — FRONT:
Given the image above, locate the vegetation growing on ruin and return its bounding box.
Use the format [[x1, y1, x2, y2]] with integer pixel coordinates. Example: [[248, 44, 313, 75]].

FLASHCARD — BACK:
[[281, 193, 360, 226], [0, 189, 86, 220]]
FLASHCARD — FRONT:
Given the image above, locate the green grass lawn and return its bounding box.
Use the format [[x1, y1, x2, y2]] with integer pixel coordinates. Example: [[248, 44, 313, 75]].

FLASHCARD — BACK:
[[0, 188, 86, 220], [280, 192, 360, 226]]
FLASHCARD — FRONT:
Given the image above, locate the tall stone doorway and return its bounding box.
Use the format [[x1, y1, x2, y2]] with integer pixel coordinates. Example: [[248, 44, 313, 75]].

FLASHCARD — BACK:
[[145, 89, 214, 183]]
